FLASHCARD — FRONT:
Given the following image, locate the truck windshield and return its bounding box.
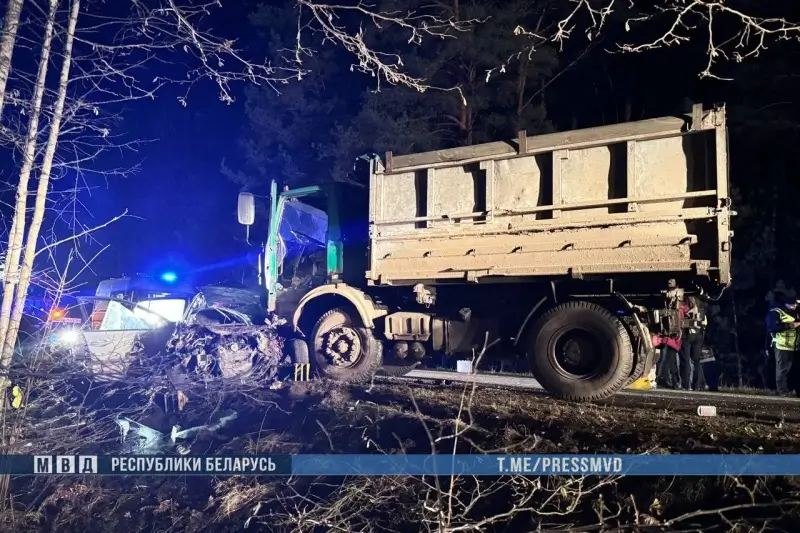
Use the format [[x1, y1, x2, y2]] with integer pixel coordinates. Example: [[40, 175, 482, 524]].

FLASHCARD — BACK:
[[276, 200, 328, 284]]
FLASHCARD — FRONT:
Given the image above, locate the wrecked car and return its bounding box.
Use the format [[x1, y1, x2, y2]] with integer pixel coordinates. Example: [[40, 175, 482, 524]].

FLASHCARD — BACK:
[[52, 283, 287, 385]]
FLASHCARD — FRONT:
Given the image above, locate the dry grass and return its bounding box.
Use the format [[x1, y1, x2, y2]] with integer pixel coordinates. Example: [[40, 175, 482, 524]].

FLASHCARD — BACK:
[[3, 378, 800, 531]]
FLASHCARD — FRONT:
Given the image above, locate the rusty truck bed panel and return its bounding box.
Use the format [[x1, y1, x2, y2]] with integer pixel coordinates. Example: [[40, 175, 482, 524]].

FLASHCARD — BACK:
[[367, 106, 732, 287]]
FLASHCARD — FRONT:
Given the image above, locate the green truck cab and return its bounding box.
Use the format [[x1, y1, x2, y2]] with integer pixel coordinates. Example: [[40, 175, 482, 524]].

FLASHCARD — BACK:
[[238, 178, 388, 383]]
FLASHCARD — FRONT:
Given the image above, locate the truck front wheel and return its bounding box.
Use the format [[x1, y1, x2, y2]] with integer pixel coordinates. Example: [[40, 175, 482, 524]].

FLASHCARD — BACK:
[[311, 308, 383, 383], [526, 301, 633, 401]]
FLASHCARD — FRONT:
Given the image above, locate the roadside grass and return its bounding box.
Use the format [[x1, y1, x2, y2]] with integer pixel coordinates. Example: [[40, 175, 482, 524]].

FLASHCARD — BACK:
[[4, 379, 800, 531]]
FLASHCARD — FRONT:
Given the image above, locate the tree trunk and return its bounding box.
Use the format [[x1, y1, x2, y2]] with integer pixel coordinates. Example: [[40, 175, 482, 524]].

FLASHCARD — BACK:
[[731, 290, 743, 388], [515, 53, 529, 118], [0, 0, 59, 368], [3, 0, 82, 364], [624, 95, 632, 122], [0, 0, 24, 118], [455, 2, 470, 145]]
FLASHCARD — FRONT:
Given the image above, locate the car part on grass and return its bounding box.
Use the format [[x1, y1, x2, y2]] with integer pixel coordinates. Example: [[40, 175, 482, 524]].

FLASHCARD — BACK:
[[170, 411, 238, 443], [116, 410, 239, 455], [177, 390, 189, 411], [116, 417, 171, 455]]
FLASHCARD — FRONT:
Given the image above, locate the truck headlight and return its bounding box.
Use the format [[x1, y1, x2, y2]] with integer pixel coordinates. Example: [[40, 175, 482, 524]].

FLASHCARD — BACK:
[[56, 329, 80, 345]]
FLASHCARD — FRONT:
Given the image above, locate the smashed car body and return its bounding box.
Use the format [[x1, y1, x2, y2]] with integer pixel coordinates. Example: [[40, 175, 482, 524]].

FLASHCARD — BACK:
[[53, 282, 288, 386]]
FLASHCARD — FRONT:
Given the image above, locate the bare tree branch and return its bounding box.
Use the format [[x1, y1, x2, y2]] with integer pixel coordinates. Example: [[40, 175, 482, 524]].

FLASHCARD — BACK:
[[513, 0, 800, 79]]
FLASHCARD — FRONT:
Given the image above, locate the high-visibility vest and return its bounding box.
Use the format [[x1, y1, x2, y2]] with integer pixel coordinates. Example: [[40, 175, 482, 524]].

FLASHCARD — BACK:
[[771, 308, 798, 352]]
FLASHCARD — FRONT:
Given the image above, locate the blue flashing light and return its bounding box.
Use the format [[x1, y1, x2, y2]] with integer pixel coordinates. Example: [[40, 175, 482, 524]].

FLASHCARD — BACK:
[[160, 271, 178, 283]]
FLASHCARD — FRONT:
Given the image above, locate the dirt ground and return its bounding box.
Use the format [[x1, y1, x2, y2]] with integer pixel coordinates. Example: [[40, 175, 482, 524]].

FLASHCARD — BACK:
[[6, 379, 800, 532]]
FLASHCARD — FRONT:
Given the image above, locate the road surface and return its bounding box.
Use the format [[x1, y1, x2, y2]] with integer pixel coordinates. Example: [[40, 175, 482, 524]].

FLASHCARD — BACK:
[[384, 369, 800, 422]]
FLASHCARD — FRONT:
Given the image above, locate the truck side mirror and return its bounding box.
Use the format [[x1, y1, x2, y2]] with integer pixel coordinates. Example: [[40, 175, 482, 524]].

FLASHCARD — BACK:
[[237, 192, 255, 226]]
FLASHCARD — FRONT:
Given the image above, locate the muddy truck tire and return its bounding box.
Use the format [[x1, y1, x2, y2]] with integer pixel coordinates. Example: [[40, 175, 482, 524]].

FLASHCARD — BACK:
[[311, 308, 383, 383], [526, 301, 634, 401], [616, 315, 655, 388], [378, 362, 420, 377]]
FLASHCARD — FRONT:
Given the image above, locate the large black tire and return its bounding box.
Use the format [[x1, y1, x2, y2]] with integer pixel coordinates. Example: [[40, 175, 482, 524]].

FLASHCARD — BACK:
[[526, 301, 634, 401], [311, 308, 382, 383], [378, 362, 419, 377]]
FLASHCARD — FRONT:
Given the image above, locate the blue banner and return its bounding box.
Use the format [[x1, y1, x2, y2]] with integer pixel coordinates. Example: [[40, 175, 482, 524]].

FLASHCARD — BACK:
[[4, 454, 800, 476], [290, 454, 800, 476]]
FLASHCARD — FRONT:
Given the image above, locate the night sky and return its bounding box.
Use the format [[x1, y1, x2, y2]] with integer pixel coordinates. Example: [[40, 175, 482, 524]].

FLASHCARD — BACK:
[[65, 2, 263, 284], [97, 81, 246, 279]]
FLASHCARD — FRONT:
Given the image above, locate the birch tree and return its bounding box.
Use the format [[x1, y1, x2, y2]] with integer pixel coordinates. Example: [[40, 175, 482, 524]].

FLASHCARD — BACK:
[[1, 0, 81, 363], [0, 0, 58, 374], [0, 0, 24, 117]]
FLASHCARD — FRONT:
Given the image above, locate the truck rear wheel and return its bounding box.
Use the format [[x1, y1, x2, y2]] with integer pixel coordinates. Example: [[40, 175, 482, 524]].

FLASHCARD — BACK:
[[311, 308, 383, 383], [526, 301, 633, 401]]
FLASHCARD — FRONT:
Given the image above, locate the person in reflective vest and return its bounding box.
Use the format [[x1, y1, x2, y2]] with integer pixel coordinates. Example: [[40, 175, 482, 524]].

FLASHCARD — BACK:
[[766, 292, 800, 396]]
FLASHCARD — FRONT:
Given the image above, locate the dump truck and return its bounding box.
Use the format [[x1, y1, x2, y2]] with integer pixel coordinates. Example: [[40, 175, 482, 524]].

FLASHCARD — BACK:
[[237, 103, 733, 401]]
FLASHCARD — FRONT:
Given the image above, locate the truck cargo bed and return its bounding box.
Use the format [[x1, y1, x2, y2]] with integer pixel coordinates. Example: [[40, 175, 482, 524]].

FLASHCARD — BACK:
[[367, 105, 732, 287]]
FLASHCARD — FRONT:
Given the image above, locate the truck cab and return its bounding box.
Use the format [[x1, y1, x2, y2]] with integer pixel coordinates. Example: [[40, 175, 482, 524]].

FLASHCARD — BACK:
[[238, 180, 387, 382], [238, 180, 370, 318]]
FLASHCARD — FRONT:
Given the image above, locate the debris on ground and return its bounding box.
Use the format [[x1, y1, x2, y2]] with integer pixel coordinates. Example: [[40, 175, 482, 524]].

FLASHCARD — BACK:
[[697, 405, 717, 416], [5, 303, 800, 532], [170, 411, 238, 447], [116, 417, 172, 455], [116, 410, 239, 455], [6, 379, 800, 532]]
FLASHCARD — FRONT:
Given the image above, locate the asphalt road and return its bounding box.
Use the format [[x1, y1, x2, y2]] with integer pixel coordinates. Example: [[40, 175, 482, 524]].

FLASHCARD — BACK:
[[387, 369, 800, 422]]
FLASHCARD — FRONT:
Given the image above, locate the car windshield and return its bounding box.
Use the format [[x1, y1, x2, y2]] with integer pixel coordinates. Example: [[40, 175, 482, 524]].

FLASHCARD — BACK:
[[86, 297, 186, 331]]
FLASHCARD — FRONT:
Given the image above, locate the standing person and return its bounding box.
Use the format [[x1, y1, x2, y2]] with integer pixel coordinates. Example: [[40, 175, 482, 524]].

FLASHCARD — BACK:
[[656, 342, 680, 389], [766, 292, 800, 397], [680, 294, 707, 390], [655, 279, 684, 389]]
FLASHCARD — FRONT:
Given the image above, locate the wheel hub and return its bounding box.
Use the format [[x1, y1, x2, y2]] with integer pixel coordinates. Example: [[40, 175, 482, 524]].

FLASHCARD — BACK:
[[554, 330, 602, 378], [323, 327, 362, 367]]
